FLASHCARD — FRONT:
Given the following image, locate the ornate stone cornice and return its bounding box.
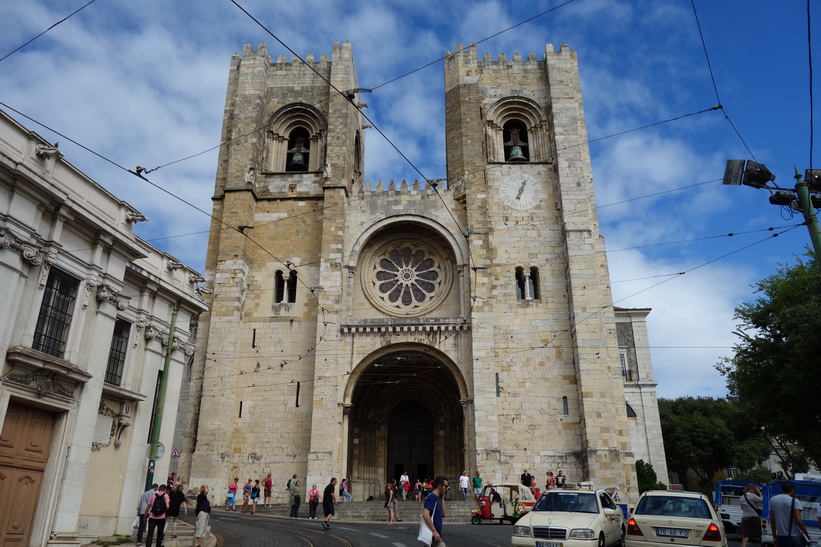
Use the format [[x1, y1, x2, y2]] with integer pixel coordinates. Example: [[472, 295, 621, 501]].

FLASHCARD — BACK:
[[96, 283, 130, 311], [4, 368, 74, 399], [0, 232, 44, 266]]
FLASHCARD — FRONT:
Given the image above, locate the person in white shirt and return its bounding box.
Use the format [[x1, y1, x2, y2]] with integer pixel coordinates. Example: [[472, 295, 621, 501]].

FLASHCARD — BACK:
[[459, 470, 470, 501], [739, 483, 763, 547], [400, 471, 410, 501]]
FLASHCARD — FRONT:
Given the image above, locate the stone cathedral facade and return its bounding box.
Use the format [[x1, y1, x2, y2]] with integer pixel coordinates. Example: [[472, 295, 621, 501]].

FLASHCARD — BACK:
[[180, 40, 667, 502]]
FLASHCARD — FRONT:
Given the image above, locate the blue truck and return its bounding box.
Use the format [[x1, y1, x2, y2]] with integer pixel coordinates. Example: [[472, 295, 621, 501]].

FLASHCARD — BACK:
[[760, 480, 821, 546]]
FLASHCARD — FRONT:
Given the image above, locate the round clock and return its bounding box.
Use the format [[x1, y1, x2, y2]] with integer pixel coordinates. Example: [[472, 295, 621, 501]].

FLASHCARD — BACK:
[[500, 173, 542, 210]]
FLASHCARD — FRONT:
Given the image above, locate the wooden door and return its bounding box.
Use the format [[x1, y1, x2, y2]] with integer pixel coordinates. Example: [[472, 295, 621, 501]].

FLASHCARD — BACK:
[[0, 402, 57, 546]]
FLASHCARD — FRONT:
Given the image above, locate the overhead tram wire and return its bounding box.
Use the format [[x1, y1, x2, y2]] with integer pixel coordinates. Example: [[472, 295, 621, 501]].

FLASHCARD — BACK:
[[198, 223, 798, 386], [370, 0, 580, 91], [0, 101, 329, 369], [226, 0, 483, 343], [501, 223, 800, 358], [0, 0, 100, 64], [690, 0, 758, 162], [606, 223, 802, 253]]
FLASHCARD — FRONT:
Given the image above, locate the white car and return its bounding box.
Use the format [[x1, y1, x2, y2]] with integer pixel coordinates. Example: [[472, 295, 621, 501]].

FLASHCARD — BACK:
[[512, 488, 625, 547], [626, 490, 727, 547]]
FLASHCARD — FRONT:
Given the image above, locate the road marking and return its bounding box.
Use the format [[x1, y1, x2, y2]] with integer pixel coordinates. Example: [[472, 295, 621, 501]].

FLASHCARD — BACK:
[[369, 533, 389, 538]]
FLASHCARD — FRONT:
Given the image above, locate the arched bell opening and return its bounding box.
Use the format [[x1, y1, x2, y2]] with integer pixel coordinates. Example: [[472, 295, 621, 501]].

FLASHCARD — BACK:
[[346, 349, 465, 501]]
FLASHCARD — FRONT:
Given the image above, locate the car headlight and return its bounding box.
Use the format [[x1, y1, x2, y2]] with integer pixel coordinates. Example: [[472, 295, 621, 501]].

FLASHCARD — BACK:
[[569, 529, 596, 539], [513, 525, 531, 536]]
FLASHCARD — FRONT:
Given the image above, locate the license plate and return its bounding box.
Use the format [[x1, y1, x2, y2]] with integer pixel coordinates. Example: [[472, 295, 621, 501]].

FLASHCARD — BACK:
[[536, 542, 562, 547], [656, 528, 689, 538]]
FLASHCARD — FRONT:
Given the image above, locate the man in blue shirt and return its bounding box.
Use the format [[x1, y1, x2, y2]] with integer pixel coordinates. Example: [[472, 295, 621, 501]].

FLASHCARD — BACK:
[[422, 476, 448, 546]]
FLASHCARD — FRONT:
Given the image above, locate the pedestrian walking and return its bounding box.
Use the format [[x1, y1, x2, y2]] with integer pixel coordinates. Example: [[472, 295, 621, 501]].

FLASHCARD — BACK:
[[289, 480, 302, 518], [415, 478, 424, 501], [193, 484, 211, 547], [135, 483, 158, 546], [226, 477, 238, 510], [770, 482, 811, 547], [166, 484, 187, 538], [144, 484, 170, 547], [400, 470, 410, 501], [250, 479, 261, 514], [555, 470, 566, 488], [472, 472, 483, 501], [421, 475, 448, 547], [263, 472, 273, 508], [241, 478, 253, 513], [740, 483, 763, 547], [459, 470, 469, 501], [321, 477, 338, 530], [308, 483, 320, 519]]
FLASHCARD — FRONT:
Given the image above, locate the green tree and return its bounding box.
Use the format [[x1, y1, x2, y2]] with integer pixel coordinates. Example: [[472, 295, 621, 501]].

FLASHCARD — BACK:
[[716, 254, 821, 471], [659, 397, 771, 492], [636, 459, 667, 493]]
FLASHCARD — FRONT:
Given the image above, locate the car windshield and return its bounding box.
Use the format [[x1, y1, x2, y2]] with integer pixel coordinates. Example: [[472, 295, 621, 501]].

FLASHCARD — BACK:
[[635, 496, 712, 519], [534, 492, 599, 514]]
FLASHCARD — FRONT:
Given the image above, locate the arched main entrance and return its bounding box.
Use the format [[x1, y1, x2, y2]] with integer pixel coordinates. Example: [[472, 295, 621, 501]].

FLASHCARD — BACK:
[[346, 348, 465, 500]]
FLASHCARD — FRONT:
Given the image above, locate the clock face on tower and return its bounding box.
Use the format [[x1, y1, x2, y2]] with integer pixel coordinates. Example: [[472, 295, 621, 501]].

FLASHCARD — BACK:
[[500, 172, 542, 210]]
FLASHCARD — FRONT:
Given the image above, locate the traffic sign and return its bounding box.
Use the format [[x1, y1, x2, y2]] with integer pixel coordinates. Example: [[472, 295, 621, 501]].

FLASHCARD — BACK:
[[170, 448, 181, 458]]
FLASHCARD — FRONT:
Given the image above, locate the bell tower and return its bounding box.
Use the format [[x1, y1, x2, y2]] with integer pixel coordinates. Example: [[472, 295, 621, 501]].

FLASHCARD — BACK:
[[183, 41, 365, 488], [445, 43, 637, 493]]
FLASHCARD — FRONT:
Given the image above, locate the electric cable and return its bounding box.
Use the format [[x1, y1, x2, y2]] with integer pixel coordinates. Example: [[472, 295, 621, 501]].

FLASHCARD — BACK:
[[690, 0, 758, 162], [371, 0, 580, 91], [0, 100, 330, 369], [0, 0, 99, 64]]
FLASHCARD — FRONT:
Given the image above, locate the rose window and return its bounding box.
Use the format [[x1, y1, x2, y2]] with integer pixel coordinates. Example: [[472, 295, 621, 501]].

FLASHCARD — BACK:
[[365, 242, 449, 316]]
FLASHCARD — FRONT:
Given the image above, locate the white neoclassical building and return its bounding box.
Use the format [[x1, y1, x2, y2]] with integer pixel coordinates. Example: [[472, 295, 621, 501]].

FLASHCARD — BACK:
[[0, 108, 207, 545]]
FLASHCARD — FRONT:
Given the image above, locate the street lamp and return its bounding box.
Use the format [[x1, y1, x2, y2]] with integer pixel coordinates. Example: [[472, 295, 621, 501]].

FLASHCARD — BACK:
[[722, 160, 821, 258]]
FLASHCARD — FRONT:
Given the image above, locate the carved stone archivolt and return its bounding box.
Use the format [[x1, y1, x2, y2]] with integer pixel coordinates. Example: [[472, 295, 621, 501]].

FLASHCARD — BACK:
[[4, 368, 75, 399], [91, 400, 133, 451], [0, 231, 44, 266]]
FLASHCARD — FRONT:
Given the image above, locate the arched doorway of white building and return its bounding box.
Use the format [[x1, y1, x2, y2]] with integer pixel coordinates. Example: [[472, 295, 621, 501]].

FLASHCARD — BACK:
[[345, 346, 467, 500]]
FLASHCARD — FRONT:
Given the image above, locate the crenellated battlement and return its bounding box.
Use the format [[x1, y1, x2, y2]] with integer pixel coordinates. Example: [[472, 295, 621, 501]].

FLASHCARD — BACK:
[[236, 40, 354, 67], [445, 41, 575, 70], [353, 179, 449, 194]]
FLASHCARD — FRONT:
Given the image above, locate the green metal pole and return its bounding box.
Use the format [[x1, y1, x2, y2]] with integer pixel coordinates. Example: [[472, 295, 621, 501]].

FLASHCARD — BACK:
[[794, 167, 821, 259], [144, 304, 178, 491]]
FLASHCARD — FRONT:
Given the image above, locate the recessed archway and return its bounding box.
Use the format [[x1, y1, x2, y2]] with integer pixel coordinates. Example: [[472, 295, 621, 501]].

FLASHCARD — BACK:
[[345, 346, 466, 500]]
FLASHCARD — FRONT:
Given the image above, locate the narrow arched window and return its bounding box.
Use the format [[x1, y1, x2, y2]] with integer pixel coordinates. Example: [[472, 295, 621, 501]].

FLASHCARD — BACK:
[[275, 271, 286, 303], [529, 267, 540, 300], [626, 402, 637, 418], [503, 120, 528, 162], [286, 270, 298, 303], [515, 267, 526, 300], [354, 131, 362, 174], [286, 127, 310, 172], [562, 396, 569, 416]]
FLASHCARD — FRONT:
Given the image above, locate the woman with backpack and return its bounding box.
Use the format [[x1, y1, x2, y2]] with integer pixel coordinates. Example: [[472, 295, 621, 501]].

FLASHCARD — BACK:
[[144, 484, 171, 547]]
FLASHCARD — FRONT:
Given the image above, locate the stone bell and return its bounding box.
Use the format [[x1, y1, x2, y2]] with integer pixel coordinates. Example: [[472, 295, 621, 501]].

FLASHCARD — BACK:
[[507, 146, 527, 161], [504, 128, 528, 162], [288, 138, 309, 169]]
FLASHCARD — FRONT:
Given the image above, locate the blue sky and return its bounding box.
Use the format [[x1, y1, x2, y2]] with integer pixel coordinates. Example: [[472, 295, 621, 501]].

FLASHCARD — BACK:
[[0, 0, 817, 399]]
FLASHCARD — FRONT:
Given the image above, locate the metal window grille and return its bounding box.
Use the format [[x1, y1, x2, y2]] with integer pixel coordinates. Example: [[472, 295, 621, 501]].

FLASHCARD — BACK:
[[104, 319, 131, 385], [32, 269, 80, 358]]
